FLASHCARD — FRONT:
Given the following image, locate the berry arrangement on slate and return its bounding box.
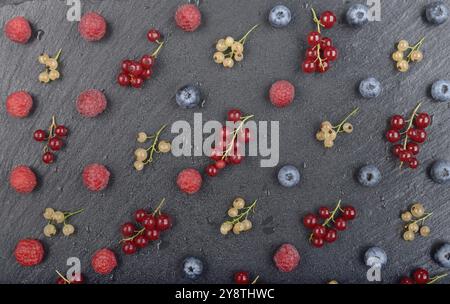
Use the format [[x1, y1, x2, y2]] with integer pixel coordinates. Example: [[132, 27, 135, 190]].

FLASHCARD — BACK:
[[234, 271, 259, 284], [316, 108, 358, 148], [120, 199, 172, 255], [386, 103, 430, 169], [38, 49, 62, 83], [303, 200, 356, 248], [301, 8, 338, 74], [220, 198, 257, 236], [206, 109, 254, 177], [134, 125, 170, 171], [400, 268, 448, 284], [33, 116, 68, 164], [401, 203, 432, 241], [42, 208, 84, 237], [213, 24, 259, 68], [117, 28, 165, 88], [6, 91, 33, 118], [391, 38, 425, 72]]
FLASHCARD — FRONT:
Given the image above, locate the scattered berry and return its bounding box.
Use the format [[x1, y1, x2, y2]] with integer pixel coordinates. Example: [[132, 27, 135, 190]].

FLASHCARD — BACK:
[[430, 160, 450, 184], [34, 116, 68, 164], [147, 28, 161, 42], [82, 163, 110, 192], [177, 168, 202, 194], [14, 239, 44, 267], [234, 271, 250, 284], [273, 244, 300, 273], [357, 165, 382, 187], [413, 268, 430, 284], [269, 80, 295, 108], [277, 165, 300, 188], [78, 12, 107, 41], [76, 89, 107, 118], [176, 85, 202, 109], [425, 1, 449, 25], [268, 5, 292, 28], [91, 248, 117, 275], [434, 243, 450, 268], [175, 4, 202, 32], [6, 91, 33, 118], [4, 16, 32, 44], [346, 4, 369, 27], [364, 247, 387, 268], [431, 80, 450, 102], [359, 77, 382, 99], [9, 165, 37, 194], [182, 257, 204, 280]]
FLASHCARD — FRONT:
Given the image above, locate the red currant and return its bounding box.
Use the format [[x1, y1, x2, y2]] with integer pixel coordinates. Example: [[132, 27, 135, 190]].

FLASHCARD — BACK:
[[229, 154, 244, 165], [303, 214, 318, 229], [342, 206, 356, 220], [312, 225, 326, 238], [227, 109, 242, 122], [409, 158, 419, 169], [413, 268, 429, 284], [320, 11, 337, 29], [390, 115, 405, 130], [121, 222, 135, 237], [238, 128, 252, 143], [140, 55, 155, 69], [324, 228, 338, 243], [210, 148, 223, 161], [49, 137, 63, 151], [144, 229, 159, 241], [406, 142, 419, 155], [307, 31, 321, 46], [305, 47, 318, 59], [141, 68, 153, 80], [122, 241, 137, 255], [143, 215, 156, 230], [414, 113, 431, 129], [234, 271, 250, 284], [133, 235, 149, 248], [42, 152, 55, 164], [399, 151, 413, 162], [413, 129, 427, 144], [323, 46, 338, 61], [206, 164, 219, 177], [334, 217, 347, 231], [128, 62, 144, 77], [56, 277, 68, 284], [400, 277, 415, 284], [215, 160, 227, 169], [318, 207, 330, 219], [320, 37, 333, 49], [130, 76, 144, 88], [386, 129, 400, 143], [117, 73, 130, 86], [302, 59, 316, 73], [55, 125, 68, 137], [121, 59, 133, 72], [135, 209, 146, 223], [316, 60, 330, 73], [33, 130, 47, 142], [392, 144, 404, 157], [147, 29, 161, 42], [311, 236, 325, 248], [156, 214, 172, 231]]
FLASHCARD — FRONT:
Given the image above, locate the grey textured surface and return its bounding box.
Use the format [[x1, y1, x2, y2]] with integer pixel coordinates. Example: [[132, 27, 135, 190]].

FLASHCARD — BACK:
[[0, 0, 450, 284]]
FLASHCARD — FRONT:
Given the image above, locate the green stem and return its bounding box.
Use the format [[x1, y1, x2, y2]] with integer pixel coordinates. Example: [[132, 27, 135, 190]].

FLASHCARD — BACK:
[[144, 125, 167, 164], [406, 37, 425, 62], [152, 198, 166, 216], [427, 273, 448, 284], [333, 108, 359, 132], [227, 200, 257, 224], [151, 41, 165, 58], [400, 103, 422, 168], [222, 115, 254, 160], [55, 270, 71, 284], [311, 8, 323, 33], [239, 24, 259, 45], [406, 212, 433, 228], [55, 49, 62, 61], [64, 208, 84, 220]]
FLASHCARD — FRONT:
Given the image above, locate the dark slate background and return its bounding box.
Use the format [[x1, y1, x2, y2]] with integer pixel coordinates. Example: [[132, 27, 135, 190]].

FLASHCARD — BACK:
[[0, 0, 449, 284]]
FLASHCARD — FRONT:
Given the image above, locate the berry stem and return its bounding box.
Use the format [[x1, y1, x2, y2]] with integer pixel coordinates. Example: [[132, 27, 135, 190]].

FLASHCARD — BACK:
[[121, 228, 145, 243], [144, 124, 167, 164], [400, 102, 422, 167], [427, 273, 448, 284], [63, 208, 84, 221], [55, 270, 71, 284], [333, 108, 359, 133], [43, 116, 58, 153], [152, 198, 166, 216], [311, 8, 323, 33], [406, 37, 425, 62], [309, 200, 341, 241], [405, 212, 433, 228], [151, 41, 165, 58], [251, 275, 260, 284], [222, 114, 254, 160], [227, 200, 257, 225], [239, 24, 260, 45], [54, 49, 62, 61]]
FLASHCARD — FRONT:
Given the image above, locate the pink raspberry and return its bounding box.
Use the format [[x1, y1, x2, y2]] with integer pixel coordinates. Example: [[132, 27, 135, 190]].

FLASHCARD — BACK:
[[76, 89, 107, 118], [78, 12, 107, 42], [273, 243, 300, 272], [82, 163, 110, 192], [175, 4, 202, 32], [269, 80, 295, 108], [91, 248, 117, 275], [4, 16, 32, 44], [6, 91, 33, 118], [14, 239, 45, 267], [9, 165, 37, 194], [176, 168, 202, 194]]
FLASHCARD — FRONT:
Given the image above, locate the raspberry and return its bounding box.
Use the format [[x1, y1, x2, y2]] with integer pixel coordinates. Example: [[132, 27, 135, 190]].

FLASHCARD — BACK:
[[82, 163, 110, 192], [78, 12, 107, 42], [273, 243, 300, 272], [14, 239, 44, 267], [175, 4, 202, 32], [176, 168, 202, 194], [91, 248, 117, 275], [269, 80, 295, 108], [6, 91, 33, 118], [9, 165, 37, 194], [4, 16, 32, 44], [76, 89, 107, 118]]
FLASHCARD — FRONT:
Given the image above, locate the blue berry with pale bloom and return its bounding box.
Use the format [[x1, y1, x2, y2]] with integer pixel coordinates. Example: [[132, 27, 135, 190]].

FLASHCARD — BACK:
[[176, 85, 202, 109], [364, 247, 387, 268], [346, 4, 369, 27], [278, 165, 300, 188], [425, 2, 449, 25], [431, 80, 450, 102], [182, 257, 204, 280], [269, 5, 292, 28]]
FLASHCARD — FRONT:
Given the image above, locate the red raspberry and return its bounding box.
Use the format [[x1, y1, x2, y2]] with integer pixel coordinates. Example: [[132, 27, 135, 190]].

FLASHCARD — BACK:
[[269, 80, 295, 108], [78, 12, 107, 42], [4, 16, 32, 44], [6, 91, 33, 118], [9, 165, 37, 194], [175, 4, 202, 32], [14, 239, 44, 267], [176, 168, 202, 194], [76, 89, 107, 118], [91, 248, 117, 275], [273, 243, 300, 272], [82, 163, 110, 192]]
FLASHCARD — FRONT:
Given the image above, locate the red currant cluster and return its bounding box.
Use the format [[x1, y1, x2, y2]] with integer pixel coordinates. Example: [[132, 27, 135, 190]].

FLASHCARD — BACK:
[[120, 199, 172, 255], [301, 8, 338, 74], [385, 103, 431, 169], [303, 200, 356, 248], [33, 116, 68, 164], [234, 271, 259, 284], [56, 270, 84, 284], [400, 268, 447, 284], [117, 29, 165, 88], [206, 109, 254, 177]]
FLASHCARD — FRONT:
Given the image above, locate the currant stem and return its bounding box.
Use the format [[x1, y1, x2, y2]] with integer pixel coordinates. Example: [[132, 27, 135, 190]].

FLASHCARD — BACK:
[[55, 270, 71, 284], [151, 41, 165, 58], [311, 8, 323, 33], [400, 102, 422, 168], [121, 228, 145, 243], [239, 24, 260, 45], [251, 275, 260, 284], [406, 37, 425, 62], [54, 49, 62, 61], [333, 108, 359, 132], [405, 212, 433, 228], [144, 124, 167, 164], [152, 198, 166, 216], [323, 200, 342, 227], [227, 200, 257, 225], [64, 208, 84, 220], [222, 115, 254, 160], [427, 273, 448, 284]]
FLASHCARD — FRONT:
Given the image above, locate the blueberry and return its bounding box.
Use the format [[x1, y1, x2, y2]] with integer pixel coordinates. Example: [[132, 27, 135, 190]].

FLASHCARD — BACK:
[[176, 85, 201, 109], [425, 1, 449, 25], [359, 77, 382, 99], [182, 257, 204, 280], [268, 5, 292, 28], [430, 160, 450, 184], [434, 243, 450, 268], [277, 165, 300, 188], [364, 247, 387, 268], [357, 165, 381, 187], [346, 4, 369, 27], [431, 80, 450, 102]]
